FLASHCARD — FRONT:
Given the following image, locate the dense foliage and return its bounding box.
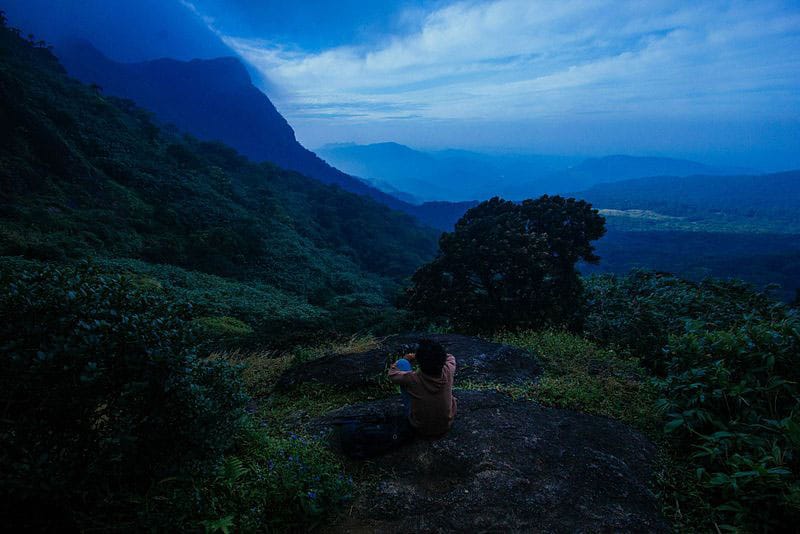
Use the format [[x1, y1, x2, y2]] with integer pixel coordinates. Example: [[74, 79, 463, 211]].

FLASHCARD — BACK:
[[0, 261, 247, 529], [582, 270, 784, 372], [580, 270, 800, 529], [0, 259, 358, 531], [194, 427, 354, 532], [406, 196, 606, 331], [659, 315, 800, 530]]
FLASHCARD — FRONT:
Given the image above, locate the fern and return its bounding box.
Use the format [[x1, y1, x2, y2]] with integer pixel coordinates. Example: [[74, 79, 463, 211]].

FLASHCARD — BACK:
[[218, 456, 248, 489], [201, 515, 235, 534]]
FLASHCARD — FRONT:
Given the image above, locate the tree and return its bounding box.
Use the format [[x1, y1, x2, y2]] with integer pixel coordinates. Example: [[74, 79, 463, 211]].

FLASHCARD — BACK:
[[406, 195, 606, 332]]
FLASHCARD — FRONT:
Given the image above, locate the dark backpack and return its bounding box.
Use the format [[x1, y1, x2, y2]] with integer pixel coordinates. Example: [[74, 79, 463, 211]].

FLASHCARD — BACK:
[[331, 414, 414, 459]]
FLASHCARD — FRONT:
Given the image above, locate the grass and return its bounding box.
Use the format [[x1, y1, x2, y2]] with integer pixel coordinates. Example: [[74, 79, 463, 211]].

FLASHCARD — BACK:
[[291, 334, 381, 364], [215, 334, 393, 432], [210, 349, 294, 398], [211, 334, 381, 399], [494, 330, 660, 433], [207, 336, 397, 530], [222, 329, 661, 437], [257, 382, 397, 434]]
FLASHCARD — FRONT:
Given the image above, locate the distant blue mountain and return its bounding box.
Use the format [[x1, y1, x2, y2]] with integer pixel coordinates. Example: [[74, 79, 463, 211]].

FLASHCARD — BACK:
[[317, 142, 579, 202], [509, 154, 752, 196], [54, 40, 415, 214], [317, 142, 749, 202], [402, 170, 800, 232]]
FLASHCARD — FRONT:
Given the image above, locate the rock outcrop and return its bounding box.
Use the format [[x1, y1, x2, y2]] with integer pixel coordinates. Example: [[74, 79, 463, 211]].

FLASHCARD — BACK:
[[276, 334, 665, 532], [313, 391, 667, 533], [277, 333, 542, 390]]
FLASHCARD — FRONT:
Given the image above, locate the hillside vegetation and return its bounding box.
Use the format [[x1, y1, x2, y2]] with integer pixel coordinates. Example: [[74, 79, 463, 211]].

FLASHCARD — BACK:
[[55, 39, 423, 215], [0, 21, 438, 345]]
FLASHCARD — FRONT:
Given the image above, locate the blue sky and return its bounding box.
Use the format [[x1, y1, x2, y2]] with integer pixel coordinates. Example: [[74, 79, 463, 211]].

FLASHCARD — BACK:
[[5, 1, 800, 169]]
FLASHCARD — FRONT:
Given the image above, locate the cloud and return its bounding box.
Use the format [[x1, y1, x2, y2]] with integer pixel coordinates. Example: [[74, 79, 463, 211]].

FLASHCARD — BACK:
[[210, 0, 799, 125]]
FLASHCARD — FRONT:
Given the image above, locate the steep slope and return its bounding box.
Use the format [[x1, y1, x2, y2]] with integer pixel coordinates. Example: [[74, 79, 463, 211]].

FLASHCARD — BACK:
[[0, 24, 438, 337], [54, 39, 415, 213], [2, 0, 230, 61]]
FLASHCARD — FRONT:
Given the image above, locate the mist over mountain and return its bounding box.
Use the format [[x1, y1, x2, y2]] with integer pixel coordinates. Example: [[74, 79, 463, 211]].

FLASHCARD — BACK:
[[317, 142, 750, 203], [54, 40, 418, 216], [2, 0, 229, 62], [317, 142, 578, 202], [504, 155, 753, 199]]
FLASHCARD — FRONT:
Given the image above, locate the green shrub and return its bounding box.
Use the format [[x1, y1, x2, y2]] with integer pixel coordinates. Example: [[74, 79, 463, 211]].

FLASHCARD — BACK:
[[658, 315, 800, 530], [193, 424, 354, 532], [0, 261, 248, 530], [583, 270, 784, 373]]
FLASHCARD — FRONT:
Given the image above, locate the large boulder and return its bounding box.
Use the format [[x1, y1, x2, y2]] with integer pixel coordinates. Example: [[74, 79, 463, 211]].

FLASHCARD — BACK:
[[277, 333, 541, 390], [312, 391, 666, 533]]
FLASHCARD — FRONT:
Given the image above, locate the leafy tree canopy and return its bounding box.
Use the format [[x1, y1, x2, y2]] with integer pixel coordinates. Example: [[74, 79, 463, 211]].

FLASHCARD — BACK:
[[406, 195, 606, 331]]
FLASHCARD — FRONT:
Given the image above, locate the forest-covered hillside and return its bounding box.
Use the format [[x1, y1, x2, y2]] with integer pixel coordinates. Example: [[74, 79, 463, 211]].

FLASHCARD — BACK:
[[0, 23, 439, 344], [53, 38, 421, 215]]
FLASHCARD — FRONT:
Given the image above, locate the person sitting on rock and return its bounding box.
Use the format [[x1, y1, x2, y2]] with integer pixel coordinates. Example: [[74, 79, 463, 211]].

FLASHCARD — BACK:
[[388, 339, 458, 437]]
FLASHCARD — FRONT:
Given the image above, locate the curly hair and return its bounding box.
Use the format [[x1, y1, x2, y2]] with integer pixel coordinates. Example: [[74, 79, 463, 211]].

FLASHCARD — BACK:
[[415, 339, 448, 377]]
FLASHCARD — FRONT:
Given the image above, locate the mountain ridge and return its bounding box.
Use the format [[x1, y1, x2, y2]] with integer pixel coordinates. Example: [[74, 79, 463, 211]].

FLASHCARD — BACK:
[[54, 39, 420, 215], [317, 141, 753, 202]]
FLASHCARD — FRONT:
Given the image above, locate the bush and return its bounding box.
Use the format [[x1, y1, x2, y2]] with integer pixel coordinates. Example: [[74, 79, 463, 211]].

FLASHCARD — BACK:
[[193, 425, 354, 532], [0, 261, 248, 529], [583, 270, 784, 373], [658, 315, 800, 530]]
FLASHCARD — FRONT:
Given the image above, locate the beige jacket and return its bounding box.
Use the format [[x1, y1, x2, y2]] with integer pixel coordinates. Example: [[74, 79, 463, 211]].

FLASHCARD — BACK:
[[388, 354, 457, 436]]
